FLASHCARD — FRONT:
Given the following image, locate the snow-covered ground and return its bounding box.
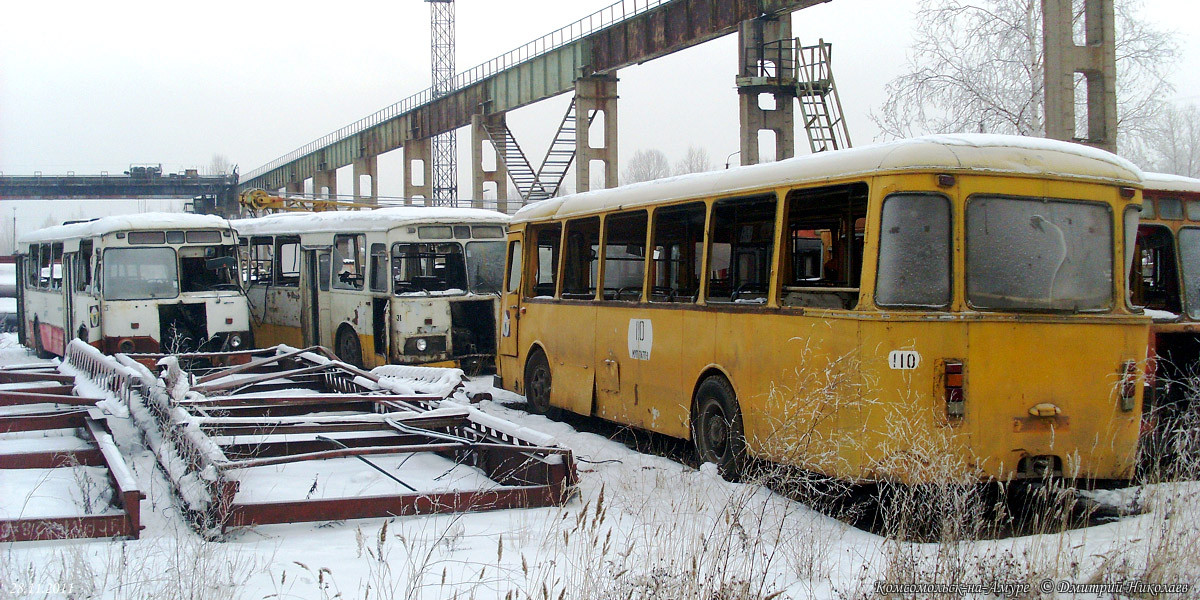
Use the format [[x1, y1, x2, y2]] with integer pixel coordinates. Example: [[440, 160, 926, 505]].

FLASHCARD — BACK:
[[1, 334, 1198, 599]]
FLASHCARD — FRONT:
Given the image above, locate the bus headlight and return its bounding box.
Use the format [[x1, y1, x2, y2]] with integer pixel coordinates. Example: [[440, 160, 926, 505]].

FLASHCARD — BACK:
[[118, 339, 135, 354], [228, 333, 243, 349], [415, 338, 428, 352]]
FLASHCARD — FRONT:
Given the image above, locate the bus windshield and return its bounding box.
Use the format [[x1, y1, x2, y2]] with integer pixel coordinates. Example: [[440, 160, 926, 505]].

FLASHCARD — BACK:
[[465, 241, 505, 294], [180, 245, 240, 292], [392, 242, 467, 294], [966, 196, 1113, 312], [103, 247, 179, 300]]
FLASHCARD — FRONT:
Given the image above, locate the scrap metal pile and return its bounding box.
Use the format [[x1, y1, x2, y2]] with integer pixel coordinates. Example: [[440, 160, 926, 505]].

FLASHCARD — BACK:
[[63, 341, 576, 534], [0, 362, 143, 542]]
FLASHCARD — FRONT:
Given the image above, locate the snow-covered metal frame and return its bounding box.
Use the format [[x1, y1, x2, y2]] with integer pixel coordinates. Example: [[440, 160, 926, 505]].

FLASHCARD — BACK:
[[0, 362, 144, 542], [65, 341, 576, 533]]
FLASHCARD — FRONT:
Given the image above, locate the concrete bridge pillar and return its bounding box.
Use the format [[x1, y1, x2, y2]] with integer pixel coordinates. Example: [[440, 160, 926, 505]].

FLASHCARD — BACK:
[[737, 16, 797, 165], [313, 170, 337, 200], [352, 155, 378, 204], [285, 181, 304, 196], [575, 75, 618, 193], [471, 114, 509, 213], [404, 138, 433, 205], [1043, 0, 1117, 152]]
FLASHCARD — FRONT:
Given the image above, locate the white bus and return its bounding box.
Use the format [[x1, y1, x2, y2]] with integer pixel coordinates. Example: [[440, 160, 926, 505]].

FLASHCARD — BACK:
[[231, 207, 509, 370], [16, 213, 250, 357]]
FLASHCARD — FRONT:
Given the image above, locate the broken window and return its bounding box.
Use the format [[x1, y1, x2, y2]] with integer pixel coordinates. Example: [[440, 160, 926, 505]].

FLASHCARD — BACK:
[[465, 241, 505, 294], [391, 243, 467, 294], [876, 193, 951, 308], [26, 244, 39, 289], [602, 211, 648, 301], [180, 245, 239, 293], [1130, 225, 1181, 313], [275, 237, 300, 287], [526, 223, 562, 298], [781, 183, 868, 310], [707, 196, 777, 304], [562, 217, 601, 300], [650, 202, 705, 303], [76, 239, 94, 293], [333, 233, 366, 290], [506, 240, 522, 294], [248, 237, 274, 285]]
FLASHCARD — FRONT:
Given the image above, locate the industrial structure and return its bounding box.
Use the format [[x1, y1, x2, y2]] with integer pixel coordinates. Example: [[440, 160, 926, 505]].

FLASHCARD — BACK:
[[0, 166, 239, 217], [239, 0, 850, 213], [1042, 0, 1118, 153]]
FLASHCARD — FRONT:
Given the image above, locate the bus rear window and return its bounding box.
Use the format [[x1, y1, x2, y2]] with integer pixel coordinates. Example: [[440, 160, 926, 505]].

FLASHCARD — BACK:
[[103, 247, 178, 300], [966, 196, 1112, 312], [128, 231, 166, 245]]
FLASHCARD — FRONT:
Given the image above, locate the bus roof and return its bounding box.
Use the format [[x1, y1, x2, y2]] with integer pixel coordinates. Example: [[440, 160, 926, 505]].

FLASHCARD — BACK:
[[230, 206, 510, 237], [18, 212, 233, 245], [1144, 172, 1200, 194], [511, 133, 1143, 223]]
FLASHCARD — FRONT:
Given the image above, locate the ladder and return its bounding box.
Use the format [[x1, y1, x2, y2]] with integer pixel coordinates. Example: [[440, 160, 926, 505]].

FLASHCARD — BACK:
[[479, 120, 549, 202], [480, 99, 597, 203], [795, 39, 851, 153]]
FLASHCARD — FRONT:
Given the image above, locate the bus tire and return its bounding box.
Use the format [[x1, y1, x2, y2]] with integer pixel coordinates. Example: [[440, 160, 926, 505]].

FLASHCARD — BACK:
[[523, 349, 559, 418], [693, 375, 746, 481], [335, 326, 364, 369], [32, 318, 53, 359]]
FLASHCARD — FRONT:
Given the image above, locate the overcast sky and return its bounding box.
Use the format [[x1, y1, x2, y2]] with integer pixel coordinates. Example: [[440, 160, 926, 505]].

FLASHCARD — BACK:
[[2, 0, 1199, 207]]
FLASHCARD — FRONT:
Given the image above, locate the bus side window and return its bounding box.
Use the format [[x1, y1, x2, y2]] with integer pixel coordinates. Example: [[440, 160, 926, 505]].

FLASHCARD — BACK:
[[781, 183, 869, 310], [506, 240, 522, 294], [650, 202, 706, 303], [275, 237, 301, 287], [26, 244, 40, 289], [50, 244, 63, 291], [76, 240, 94, 293], [333, 234, 366, 290], [526, 223, 562, 299], [39, 243, 52, 289], [601, 211, 648, 301], [1129, 225, 1180, 312], [562, 217, 601, 300], [250, 237, 274, 284], [706, 196, 777, 304], [369, 243, 388, 292]]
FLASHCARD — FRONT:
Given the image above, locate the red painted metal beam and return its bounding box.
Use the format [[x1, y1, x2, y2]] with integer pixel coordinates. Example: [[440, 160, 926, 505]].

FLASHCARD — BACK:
[[0, 448, 103, 469], [0, 514, 138, 543]]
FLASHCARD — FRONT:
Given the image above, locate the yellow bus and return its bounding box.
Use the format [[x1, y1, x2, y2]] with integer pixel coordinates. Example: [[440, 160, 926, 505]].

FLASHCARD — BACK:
[[1131, 172, 1200, 464], [497, 134, 1148, 483]]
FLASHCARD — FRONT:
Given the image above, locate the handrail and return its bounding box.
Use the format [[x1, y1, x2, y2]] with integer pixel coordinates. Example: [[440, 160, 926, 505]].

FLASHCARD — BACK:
[[244, 0, 671, 182]]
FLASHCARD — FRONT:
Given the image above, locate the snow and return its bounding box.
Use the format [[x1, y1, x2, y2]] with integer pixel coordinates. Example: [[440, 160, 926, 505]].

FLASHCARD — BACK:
[[231, 206, 509, 236], [3, 335, 1200, 598], [1144, 308, 1180, 322], [396, 288, 467, 297], [0, 466, 116, 519], [18, 212, 233, 245], [514, 133, 1143, 223], [1144, 171, 1200, 194]]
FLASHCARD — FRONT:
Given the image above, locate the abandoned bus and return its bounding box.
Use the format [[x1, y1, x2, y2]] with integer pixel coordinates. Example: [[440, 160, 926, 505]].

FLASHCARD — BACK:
[[497, 134, 1148, 484], [1130, 172, 1200, 462], [16, 213, 249, 357], [232, 207, 509, 370]]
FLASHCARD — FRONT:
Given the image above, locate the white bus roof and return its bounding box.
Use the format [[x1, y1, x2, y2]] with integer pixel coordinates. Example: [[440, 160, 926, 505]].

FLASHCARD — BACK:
[[19, 212, 233, 245], [1143, 172, 1200, 194], [511, 133, 1144, 223], [231, 206, 510, 237]]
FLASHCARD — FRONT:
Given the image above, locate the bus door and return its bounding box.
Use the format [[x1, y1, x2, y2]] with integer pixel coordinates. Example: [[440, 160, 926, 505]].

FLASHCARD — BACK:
[[302, 249, 331, 347], [62, 254, 76, 349], [498, 239, 522, 357]]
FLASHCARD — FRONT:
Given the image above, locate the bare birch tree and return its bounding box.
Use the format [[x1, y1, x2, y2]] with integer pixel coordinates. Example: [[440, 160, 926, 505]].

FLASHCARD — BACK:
[[1144, 103, 1200, 178], [675, 145, 714, 175], [209, 154, 232, 176], [873, 0, 1178, 156], [622, 149, 671, 184]]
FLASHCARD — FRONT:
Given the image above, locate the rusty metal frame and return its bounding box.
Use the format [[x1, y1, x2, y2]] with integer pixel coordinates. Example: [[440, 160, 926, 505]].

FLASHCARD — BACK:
[[0, 361, 145, 542], [67, 342, 576, 532]]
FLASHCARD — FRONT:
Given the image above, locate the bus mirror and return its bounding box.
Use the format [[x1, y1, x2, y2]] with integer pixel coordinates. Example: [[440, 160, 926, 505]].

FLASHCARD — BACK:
[[206, 256, 237, 271]]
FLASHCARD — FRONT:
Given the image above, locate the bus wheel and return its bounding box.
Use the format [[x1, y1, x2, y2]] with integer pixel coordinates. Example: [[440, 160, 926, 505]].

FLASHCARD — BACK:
[[32, 318, 53, 359], [693, 376, 746, 481], [523, 349, 559, 418], [335, 327, 364, 369]]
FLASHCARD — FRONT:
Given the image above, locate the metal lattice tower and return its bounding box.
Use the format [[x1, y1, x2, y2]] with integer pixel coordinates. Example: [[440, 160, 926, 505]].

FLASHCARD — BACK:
[[427, 0, 457, 204]]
